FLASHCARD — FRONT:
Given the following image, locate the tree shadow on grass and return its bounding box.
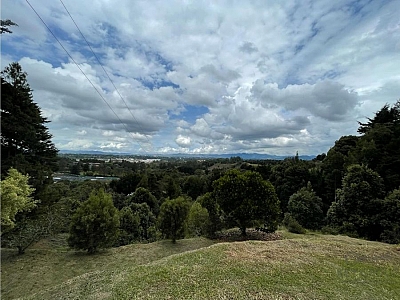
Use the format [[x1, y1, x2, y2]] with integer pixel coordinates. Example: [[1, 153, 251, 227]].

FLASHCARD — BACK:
[[214, 228, 282, 242]]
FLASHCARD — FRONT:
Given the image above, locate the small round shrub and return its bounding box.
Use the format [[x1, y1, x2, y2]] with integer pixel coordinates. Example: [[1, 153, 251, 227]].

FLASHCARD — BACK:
[[283, 213, 306, 234]]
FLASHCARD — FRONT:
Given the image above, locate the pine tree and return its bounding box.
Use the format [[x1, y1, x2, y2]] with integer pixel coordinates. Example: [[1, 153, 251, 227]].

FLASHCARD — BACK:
[[1, 63, 58, 191]]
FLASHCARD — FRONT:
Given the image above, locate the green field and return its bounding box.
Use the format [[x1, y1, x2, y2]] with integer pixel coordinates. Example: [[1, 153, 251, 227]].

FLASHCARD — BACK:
[[1, 232, 400, 299]]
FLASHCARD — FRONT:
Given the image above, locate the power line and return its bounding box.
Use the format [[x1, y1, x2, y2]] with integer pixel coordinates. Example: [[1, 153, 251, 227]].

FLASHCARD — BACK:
[[25, 0, 149, 152], [59, 0, 152, 146]]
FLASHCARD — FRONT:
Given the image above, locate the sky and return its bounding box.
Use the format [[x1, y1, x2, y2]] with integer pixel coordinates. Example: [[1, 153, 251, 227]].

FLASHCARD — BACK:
[[1, 0, 399, 156]]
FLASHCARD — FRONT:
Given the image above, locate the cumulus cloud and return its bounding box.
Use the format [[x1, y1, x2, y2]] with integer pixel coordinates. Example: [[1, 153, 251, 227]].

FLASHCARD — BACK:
[[175, 135, 191, 148], [251, 80, 359, 121]]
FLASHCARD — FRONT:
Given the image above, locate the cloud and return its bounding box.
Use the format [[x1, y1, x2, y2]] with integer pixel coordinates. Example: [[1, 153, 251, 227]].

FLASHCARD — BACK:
[[251, 80, 359, 121], [1, 0, 399, 155], [175, 135, 191, 148], [77, 130, 87, 136], [239, 42, 258, 54]]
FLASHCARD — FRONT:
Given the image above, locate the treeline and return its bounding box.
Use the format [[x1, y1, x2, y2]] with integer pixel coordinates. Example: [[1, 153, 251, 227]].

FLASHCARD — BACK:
[[1, 59, 399, 254]]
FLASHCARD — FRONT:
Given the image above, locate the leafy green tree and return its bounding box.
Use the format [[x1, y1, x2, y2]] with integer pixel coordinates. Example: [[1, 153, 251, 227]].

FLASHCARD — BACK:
[[269, 158, 310, 212], [0, 168, 36, 230], [327, 164, 385, 240], [186, 202, 210, 237], [158, 197, 190, 243], [130, 202, 157, 241], [117, 206, 140, 246], [70, 163, 81, 175], [1, 63, 58, 194], [321, 135, 359, 205], [213, 169, 280, 236], [164, 175, 181, 199], [197, 192, 222, 236], [182, 175, 207, 200], [111, 192, 128, 210], [378, 189, 400, 244], [109, 173, 142, 195], [288, 182, 324, 230], [68, 189, 119, 253], [128, 187, 159, 215], [2, 205, 65, 254]]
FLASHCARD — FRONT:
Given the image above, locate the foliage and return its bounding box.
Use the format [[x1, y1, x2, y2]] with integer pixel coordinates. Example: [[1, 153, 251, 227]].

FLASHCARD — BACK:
[[378, 188, 400, 244], [109, 173, 142, 195], [1, 63, 58, 194], [129, 202, 157, 242], [158, 196, 190, 243], [186, 202, 210, 237], [0, 168, 36, 230], [128, 187, 159, 215], [117, 206, 141, 246], [182, 175, 207, 200], [269, 158, 310, 212], [163, 175, 182, 199], [111, 192, 128, 210], [321, 135, 359, 205], [213, 169, 280, 235], [197, 192, 222, 236], [2, 204, 66, 254], [288, 182, 324, 230], [282, 213, 306, 234], [352, 100, 400, 192], [68, 189, 119, 253], [1, 19, 18, 34], [327, 164, 385, 240]]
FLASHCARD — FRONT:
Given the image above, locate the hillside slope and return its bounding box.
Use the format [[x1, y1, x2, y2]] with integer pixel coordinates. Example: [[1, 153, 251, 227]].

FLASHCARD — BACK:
[[5, 234, 399, 300]]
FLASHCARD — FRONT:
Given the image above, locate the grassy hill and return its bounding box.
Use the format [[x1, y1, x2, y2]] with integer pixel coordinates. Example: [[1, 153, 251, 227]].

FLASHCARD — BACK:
[[1, 232, 400, 299]]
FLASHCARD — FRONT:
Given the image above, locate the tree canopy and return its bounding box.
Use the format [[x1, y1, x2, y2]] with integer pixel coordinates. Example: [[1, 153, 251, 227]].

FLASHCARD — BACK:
[[213, 169, 280, 235], [158, 196, 190, 243], [68, 189, 120, 253], [0, 19, 18, 34], [288, 182, 324, 230], [327, 164, 385, 240], [1, 63, 58, 193], [0, 168, 36, 230]]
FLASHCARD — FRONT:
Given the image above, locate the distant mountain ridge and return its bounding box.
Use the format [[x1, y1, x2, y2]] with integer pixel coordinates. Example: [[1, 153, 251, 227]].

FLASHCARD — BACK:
[[59, 150, 315, 160]]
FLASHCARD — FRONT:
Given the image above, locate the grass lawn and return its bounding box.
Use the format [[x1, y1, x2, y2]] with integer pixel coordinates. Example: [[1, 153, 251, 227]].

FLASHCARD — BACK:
[[1, 232, 400, 299]]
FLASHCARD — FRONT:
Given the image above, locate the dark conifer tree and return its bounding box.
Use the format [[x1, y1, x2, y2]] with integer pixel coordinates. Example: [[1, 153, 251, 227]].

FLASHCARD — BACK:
[[1, 63, 58, 192]]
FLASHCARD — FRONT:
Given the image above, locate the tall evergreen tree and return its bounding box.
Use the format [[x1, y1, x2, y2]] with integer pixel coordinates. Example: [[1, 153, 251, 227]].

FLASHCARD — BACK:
[[1, 63, 58, 192], [352, 100, 400, 192]]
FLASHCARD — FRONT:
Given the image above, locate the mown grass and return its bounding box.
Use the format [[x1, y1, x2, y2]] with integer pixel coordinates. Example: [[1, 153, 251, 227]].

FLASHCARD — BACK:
[[2, 232, 400, 299], [1, 235, 215, 300]]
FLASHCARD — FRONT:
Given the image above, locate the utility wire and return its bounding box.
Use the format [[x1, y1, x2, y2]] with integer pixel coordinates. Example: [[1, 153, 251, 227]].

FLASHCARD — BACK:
[[25, 0, 148, 151], [59, 0, 152, 146]]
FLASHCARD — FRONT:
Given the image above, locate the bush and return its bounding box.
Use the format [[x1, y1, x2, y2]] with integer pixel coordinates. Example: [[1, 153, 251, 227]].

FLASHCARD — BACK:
[[283, 213, 306, 234], [186, 202, 210, 237], [320, 226, 339, 235], [288, 182, 324, 230], [68, 189, 119, 253], [158, 197, 190, 243]]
